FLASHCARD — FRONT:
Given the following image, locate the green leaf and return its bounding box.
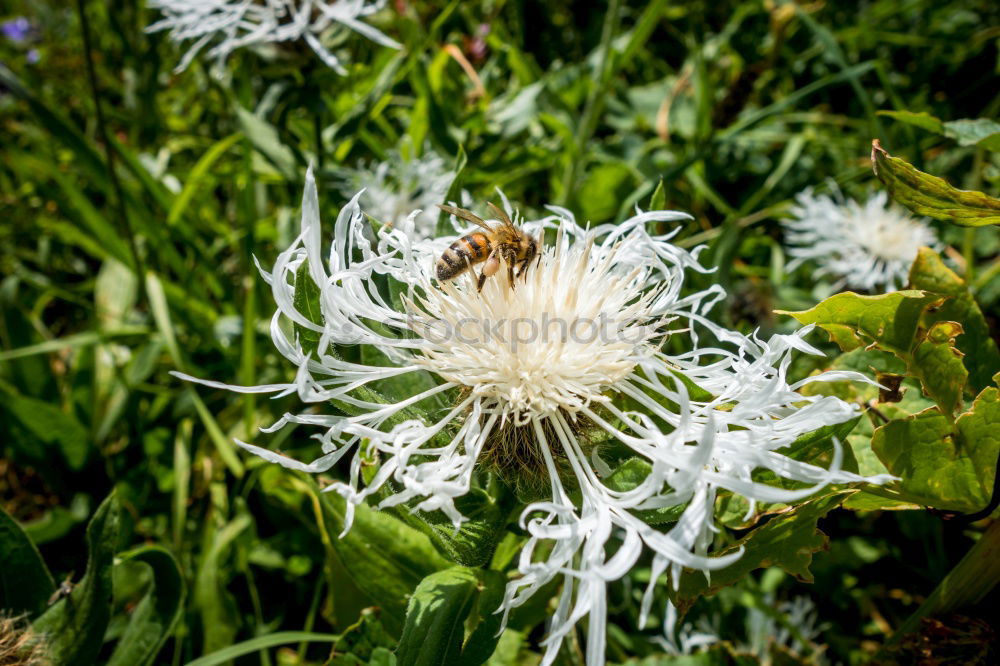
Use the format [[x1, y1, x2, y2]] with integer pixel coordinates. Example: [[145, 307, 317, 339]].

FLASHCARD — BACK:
[[435, 145, 469, 237], [871, 140, 1000, 226], [955, 387, 1000, 516], [673, 491, 850, 612], [0, 505, 55, 617], [235, 106, 298, 179], [604, 458, 684, 525], [327, 607, 396, 665], [877, 110, 944, 134], [106, 546, 185, 666], [908, 321, 967, 419], [319, 492, 450, 630], [648, 178, 666, 210], [778, 290, 938, 355], [0, 393, 90, 469], [167, 133, 242, 226], [185, 632, 342, 666], [293, 259, 324, 357], [909, 248, 1000, 392], [395, 566, 506, 666], [403, 489, 506, 567], [942, 118, 1000, 148], [872, 407, 990, 513], [33, 493, 120, 665], [578, 162, 636, 223]]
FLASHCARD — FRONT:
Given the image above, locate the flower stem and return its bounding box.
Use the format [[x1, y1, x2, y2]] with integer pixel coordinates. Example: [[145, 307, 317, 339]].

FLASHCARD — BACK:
[[881, 520, 1000, 650]]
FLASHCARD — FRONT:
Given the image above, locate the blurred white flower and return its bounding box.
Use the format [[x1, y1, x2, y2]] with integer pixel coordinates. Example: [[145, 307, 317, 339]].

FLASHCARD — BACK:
[[783, 188, 939, 292], [339, 148, 458, 238], [146, 0, 401, 75], [177, 170, 890, 666]]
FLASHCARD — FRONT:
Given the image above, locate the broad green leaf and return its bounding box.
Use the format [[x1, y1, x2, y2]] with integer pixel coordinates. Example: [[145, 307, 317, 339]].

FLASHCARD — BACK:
[[319, 492, 449, 629], [778, 290, 937, 355], [872, 407, 989, 513], [877, 110, 944, 134], [942, 118, 1000, 148], [955, 387, 1000, 516], [798, 347, 906, 403], [871, 140, 1000, 226], [908, 321, 967, 419], [0, 393, 90, 469], [673, 491, 850, 612], [0, 505, 55, 617], [107, 547, 185, 666], [186, 632, 342, 666], [395, 566, 506, 666], [909, 248, 1000, 392], [33, 494, 120, 665]]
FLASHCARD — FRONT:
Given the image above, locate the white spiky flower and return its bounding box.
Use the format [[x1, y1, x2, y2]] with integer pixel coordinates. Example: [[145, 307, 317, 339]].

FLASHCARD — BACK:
[[146, 0, 401, 75], [782, 188, 939, 292], [176, 170, 891, 666], [339, 147, 458, 238]]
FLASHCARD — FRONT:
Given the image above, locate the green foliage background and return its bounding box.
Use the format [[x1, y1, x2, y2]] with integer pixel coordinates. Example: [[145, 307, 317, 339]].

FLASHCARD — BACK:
[[1, 0, 999, 664]]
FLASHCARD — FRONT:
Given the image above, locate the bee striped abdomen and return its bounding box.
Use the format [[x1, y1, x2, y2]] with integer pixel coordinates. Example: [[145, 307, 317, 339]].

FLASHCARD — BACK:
[[436, 232, 491, 281]]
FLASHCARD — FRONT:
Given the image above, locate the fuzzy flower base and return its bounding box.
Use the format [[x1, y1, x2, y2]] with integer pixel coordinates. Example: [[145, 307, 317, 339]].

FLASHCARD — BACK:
[[177, 171, 890, 666]]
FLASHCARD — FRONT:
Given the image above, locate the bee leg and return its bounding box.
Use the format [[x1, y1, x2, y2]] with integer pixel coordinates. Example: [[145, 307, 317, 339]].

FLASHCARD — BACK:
[[476, 269, 488, 292]]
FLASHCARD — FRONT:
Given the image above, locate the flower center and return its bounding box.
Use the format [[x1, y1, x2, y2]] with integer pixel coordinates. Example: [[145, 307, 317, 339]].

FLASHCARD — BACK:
[[408, 238, 664, 419]]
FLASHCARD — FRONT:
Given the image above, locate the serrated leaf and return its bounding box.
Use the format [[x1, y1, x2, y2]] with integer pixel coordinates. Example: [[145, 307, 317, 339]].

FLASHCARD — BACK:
[[778, 290, 938, 355], [871, 140, 1000, 226], [33, 494, 120, 665], [0, 505, 55, 617], [908, 321, 967, 418], [872, 407, 989, 513], [395, 566, 506, 666], [942, 118, 1000, 147], [877, 110, 944, 134], [673, 491, 850, 612], [955, 387, 1000, 516], [910, 247, 1000, 392], [106, 546, 185, 666]]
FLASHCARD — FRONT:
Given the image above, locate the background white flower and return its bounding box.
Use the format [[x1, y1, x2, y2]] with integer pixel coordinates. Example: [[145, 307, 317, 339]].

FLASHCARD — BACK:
[[147, 0, 401, 75], [782, 188, 939, 292], [338, 146, 458, 238], [177, 171, 891, 666]]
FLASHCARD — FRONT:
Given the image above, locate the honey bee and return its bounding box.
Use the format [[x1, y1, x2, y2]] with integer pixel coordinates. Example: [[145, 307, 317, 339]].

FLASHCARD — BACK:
[[435, 202, 540, 291]]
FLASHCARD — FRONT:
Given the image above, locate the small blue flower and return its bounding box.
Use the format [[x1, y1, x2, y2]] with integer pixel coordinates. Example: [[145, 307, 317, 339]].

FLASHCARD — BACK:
[[1, 17, 32, 43]]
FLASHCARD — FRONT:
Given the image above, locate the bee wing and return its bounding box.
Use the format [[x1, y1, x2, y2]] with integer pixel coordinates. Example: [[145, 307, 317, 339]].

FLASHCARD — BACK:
[[485, 202, 518, 234], [437, 204, 493, 232]]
